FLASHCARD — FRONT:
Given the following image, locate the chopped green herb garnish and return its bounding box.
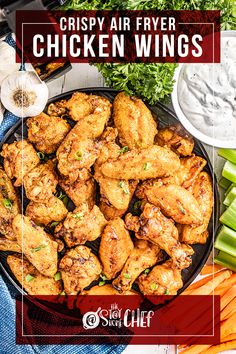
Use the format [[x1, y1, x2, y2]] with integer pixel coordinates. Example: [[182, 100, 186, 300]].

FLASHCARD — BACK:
[[100, 274, 107, 281], [150, 283, 157, 291], [25, 274, 35, 283], [134, 201, 142, 211], [56, 191, 65, 200], [31, 244, 47, 253], [144, 268, 150, 274], [124, 273, 131, 279], [60, 290, 66, 295], [178, 206, 186, 215], [99, 281, 106, 286], [54, 272, 61, 281], [50, 221, 59, 229], [72, 212, 84, 220], [143, 162, 151, 171], [2, 198, 13, 209], [119, 146, 128, 154], [164, 289, 169, 295], [118, 181, 129, 194], [37, 152, 45, 160], [75, 150, 83, 161]]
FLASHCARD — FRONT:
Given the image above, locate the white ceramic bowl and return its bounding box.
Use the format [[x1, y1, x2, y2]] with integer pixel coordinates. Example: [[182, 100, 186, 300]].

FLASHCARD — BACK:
[[171, 30, 236, 148]]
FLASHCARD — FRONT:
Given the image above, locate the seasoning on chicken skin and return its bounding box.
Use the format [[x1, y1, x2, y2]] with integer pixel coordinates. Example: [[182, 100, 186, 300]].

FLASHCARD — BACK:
[[101, 145, 180, 180], [7, 254, 62, 295], [99, 217, 134, 280], [0, 238, 21, 252], [59, 245, 102, 294], [138, 260, 183, 295], [125, 203, 193, 269], [66, 92, 111, 137], [82, 284, 136, 295], [55, 203, 107, 247], [59, 175, 95, 208], [1, 140, 40, 186], [180, 172, 213, 244], [26, 196, 68, 226], [24, 161, 58, 202], [156, 125, 194, 157], [113, 239, 163, 292], [145, 184, 203, 225], [0, 168, 20, 240], [113, 92, 157, 149], [12, 215, 58, 277], [47, 99, 67, 116]]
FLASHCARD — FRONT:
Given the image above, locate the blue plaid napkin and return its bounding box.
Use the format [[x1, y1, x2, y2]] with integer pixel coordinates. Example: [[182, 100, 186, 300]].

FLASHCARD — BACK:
[[0, 34, 126, 354]]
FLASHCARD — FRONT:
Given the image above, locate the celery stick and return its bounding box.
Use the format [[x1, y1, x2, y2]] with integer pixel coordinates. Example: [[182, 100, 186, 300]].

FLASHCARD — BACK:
[[218, 148, 236, 164], [225, 183, 236, 196], [214, 251, 236, 272], [215, 225, 236, 257], [223, 187, 236, 206], [222, 161, 236, 183], [220, 199, 236, 230], [219, 177, 231, 190]]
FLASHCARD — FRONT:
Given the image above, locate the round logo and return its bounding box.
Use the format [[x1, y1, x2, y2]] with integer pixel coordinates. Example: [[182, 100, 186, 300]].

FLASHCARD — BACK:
[[82, 307, 101, 329]]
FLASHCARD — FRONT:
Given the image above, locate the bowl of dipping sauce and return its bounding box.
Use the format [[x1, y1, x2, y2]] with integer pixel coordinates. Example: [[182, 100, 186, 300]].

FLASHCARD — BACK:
[[171, 31, 236, 148]]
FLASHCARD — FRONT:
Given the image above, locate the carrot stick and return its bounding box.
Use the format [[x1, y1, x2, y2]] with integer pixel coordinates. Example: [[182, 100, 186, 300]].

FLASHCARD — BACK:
[[200, 264, 225, 276], [221, 297, 236, 320], [181, 274, 213, 294], [188, 270, 232, 295], [221, 312, 236, 338], [212, 287, 229, 296], [220, 285, 236, 311], [179, 344, 211, 354], [221, 333, 236, 342], [214, 274, 236, 292], [201, 340, 236, 354]]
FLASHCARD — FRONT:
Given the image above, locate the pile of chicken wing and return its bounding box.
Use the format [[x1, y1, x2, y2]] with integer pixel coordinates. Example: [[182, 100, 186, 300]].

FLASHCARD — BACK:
[[0, 91, 213, 296]]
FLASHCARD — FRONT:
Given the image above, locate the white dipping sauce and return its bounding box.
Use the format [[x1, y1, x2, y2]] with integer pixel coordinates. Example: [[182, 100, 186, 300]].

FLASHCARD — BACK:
[[178, 37, 236, 140]]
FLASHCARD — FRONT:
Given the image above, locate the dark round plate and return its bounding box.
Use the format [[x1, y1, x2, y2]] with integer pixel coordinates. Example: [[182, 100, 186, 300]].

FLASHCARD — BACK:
[[0, 87, 220, 317]]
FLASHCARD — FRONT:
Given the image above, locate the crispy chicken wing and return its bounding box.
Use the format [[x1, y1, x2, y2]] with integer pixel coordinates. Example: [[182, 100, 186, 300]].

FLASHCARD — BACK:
[[82, 284, 136, 295], [99, 217, 134, 280], [101, 145, 180, 180], [0, 168, 20, 240], [156, 125, 194, 156], [0, 237, 21, 252], [181, 172, 213, 244], [55, 203, 107, 247], [59, 245, 102, 294], [24, 161, 58, 202], [7, 254, 62, 295], [26, 196, 67, 226], [47, 99, 67, 116], [145, 184, 202, 225], [12, 215, 58, 277], [59, 175, 95, 208], [125, 203, 192, 269], [113, 239, 163, 292], [66, 92, 111, 137], [138, 261, 183, 295], [27, 112, 71, 154], [113, 92, 157, 149], [1, 140, 40, 186]]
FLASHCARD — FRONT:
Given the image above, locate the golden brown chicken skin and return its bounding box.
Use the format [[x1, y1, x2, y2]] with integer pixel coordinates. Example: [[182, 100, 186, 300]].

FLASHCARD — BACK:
[[1, 140, 40, 187], [99, 217, 134, 280], [181, 172, 213, 244], [113, 239, 163, 292], [82, 284, 136, 295], [138, 261, 183, 295], [7, 254, 62, 295], [66, 92, 111, 137], [156, 125, 194, 157], [125, 203, 192, 269], [101, 145, 180, 180], [55, 203, 107, 247], [59, 245, 102, 294], [113, 92, 157, 149], [0, 237, 21, 252], [24, 161, 58, 202], [0, 168, 20, 240], [47, 99, 67, 116], [145, 184, 202, 225], [27, 112, 71, 154], [12, 215, 58, 277], [59, 176, 95, 208], [26, 196, 67, 226]]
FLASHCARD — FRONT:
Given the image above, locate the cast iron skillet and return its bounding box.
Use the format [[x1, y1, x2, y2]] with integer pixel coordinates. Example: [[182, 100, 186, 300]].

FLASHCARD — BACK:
[[0, 87, 220, 318]]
